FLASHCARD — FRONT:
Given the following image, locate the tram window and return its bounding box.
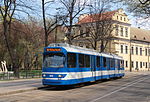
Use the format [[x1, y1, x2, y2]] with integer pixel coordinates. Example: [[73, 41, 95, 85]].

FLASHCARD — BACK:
[[97, 56, 100, 67], [118, 60, 120, 68], [85, 55, 90, 67], [110, 59, 115, 67], [43, 53, 65, 68], [79, 54, 85, 67], [103, 57, 107, 67], [67, 53, 76, 68], [115, 60, 118, 68]]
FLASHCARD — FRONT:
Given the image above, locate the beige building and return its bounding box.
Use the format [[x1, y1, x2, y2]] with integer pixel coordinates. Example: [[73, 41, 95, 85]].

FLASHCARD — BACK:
[[76, 8, 150, 71]]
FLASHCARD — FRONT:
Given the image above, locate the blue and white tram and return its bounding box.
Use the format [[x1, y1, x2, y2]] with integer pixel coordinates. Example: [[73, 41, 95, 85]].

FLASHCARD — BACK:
[[42, 43, 125, 86]]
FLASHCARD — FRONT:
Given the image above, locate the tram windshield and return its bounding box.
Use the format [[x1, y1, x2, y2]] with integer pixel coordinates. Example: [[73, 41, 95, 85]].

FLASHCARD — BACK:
[[43, 53, 65, 68]]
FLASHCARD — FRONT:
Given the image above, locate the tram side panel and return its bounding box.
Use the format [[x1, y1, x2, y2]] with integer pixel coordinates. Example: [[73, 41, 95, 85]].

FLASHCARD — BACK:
[[95, 56, 102, 80], [109, 58, 115, 78], [114, 59, 119, 77], [77, 54, 94, 83], [101, 57, 109, 79]]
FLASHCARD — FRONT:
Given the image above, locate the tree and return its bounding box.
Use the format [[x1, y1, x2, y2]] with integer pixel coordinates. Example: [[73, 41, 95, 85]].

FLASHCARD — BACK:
[[114, 0, 150, 18], [60, 0, 86, 44], [0, 0, 18, 76], [10, 18, 44, 71], [0, 0, 39, 77], [42, 0, 65, 47], [78, 0, 115, 52]]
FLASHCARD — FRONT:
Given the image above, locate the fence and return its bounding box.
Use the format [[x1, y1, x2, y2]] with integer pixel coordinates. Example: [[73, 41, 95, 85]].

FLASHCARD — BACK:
[[0, 70, 42, 80]]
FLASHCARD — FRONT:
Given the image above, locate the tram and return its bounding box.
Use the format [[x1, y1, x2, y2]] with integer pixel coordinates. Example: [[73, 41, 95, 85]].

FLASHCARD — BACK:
[[42, 43, 125, 86]]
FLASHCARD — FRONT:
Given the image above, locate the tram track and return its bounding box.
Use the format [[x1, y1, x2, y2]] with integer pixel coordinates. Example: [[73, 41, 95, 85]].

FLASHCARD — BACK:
[[89, 74, 150, 102]]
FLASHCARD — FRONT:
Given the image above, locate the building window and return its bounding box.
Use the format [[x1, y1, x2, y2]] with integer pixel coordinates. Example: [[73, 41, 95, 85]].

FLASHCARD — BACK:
[[131, 47, 134, 55], [120, 60, 124, 68], [120, 16, 122, 20], [120, 27, 123, 36], [124, 17, 126, 21], [136, 47, 138, 55], [86, 27, 90, 37], [149, 49, 150, 56], [79, 43, 83, 47], [125, 61, 128, 67], [146, 62, 148, 68], [125, 27, 128, 37], [140, 48, 142, 56], [121, 45, 123, 53], [140, 62, 142, 68], [132, 61, 134, 68], [145, 48, 148, 56], [134, 36, 137, 38], [115, 25, 119, 36], [117, 16, 118, 20], [125, 46, 128, 54], [136, 61, 138, 68], [80, 29, 83, 38]]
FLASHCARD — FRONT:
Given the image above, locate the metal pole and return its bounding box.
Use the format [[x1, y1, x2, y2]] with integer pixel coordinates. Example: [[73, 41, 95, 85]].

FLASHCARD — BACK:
[[129, 39, 132, 72], [148, 43, 150, 71]]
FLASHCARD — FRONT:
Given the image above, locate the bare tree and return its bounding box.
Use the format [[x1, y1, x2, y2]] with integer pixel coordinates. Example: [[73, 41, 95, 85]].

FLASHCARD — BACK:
[[113, 0, 150, 18], [0, 0, 18, 76], [78, 0, 115, 52], [42, 0, 65, 46], [60, 0, 86, 44], [0, 0, 38, 77]]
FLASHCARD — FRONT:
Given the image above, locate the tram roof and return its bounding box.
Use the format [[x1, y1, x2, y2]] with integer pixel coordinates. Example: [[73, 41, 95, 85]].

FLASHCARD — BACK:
[[48, 43, 122, 60]]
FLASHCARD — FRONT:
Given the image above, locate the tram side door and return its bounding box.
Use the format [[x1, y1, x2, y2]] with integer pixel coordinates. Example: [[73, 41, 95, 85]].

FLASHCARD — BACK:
[[107, 58, 110, 79], [91, 56, 96, 81]]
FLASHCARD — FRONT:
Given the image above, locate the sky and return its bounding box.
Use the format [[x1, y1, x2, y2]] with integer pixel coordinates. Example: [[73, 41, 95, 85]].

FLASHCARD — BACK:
[[21, 0, 150, 30]]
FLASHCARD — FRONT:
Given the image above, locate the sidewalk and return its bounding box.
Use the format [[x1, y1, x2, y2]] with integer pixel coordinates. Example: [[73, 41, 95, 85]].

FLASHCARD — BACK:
[[0, 78, 43, 96], [125, 70, 150, 76]]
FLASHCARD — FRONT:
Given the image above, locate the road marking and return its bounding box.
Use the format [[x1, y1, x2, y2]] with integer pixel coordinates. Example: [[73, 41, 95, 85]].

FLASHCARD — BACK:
[[90, 76, 150, 102]]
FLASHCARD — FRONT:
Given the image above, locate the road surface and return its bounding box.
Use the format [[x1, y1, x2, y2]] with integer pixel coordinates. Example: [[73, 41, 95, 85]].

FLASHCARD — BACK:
[[0, 71, 149, 102]]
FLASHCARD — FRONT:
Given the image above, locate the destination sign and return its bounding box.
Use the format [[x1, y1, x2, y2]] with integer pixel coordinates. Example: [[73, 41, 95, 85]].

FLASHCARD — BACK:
[[46, 48, 61, 52]]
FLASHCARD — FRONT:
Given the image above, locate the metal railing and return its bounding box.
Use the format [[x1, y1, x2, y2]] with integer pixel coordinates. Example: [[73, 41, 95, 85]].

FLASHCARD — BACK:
[[0, 71, 42, 80]]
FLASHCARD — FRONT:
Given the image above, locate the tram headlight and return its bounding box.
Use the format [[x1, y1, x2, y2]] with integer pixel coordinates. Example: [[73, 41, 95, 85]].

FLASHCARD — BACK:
[[43, 74, 46, 77], [58, 75, 62, 78]]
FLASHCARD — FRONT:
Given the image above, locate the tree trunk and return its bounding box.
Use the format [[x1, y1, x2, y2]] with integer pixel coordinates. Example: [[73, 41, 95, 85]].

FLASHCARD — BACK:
[[100, 41, 104, 52], [94, 41, 97, 50], [42, 0, 48, 47], [13, 64, 20, 78]]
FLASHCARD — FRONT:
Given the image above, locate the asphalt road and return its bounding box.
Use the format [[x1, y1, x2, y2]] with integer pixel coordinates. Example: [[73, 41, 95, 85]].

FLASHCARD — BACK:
[[0, 72, 150, 102], [0, 79, 42, 96]]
